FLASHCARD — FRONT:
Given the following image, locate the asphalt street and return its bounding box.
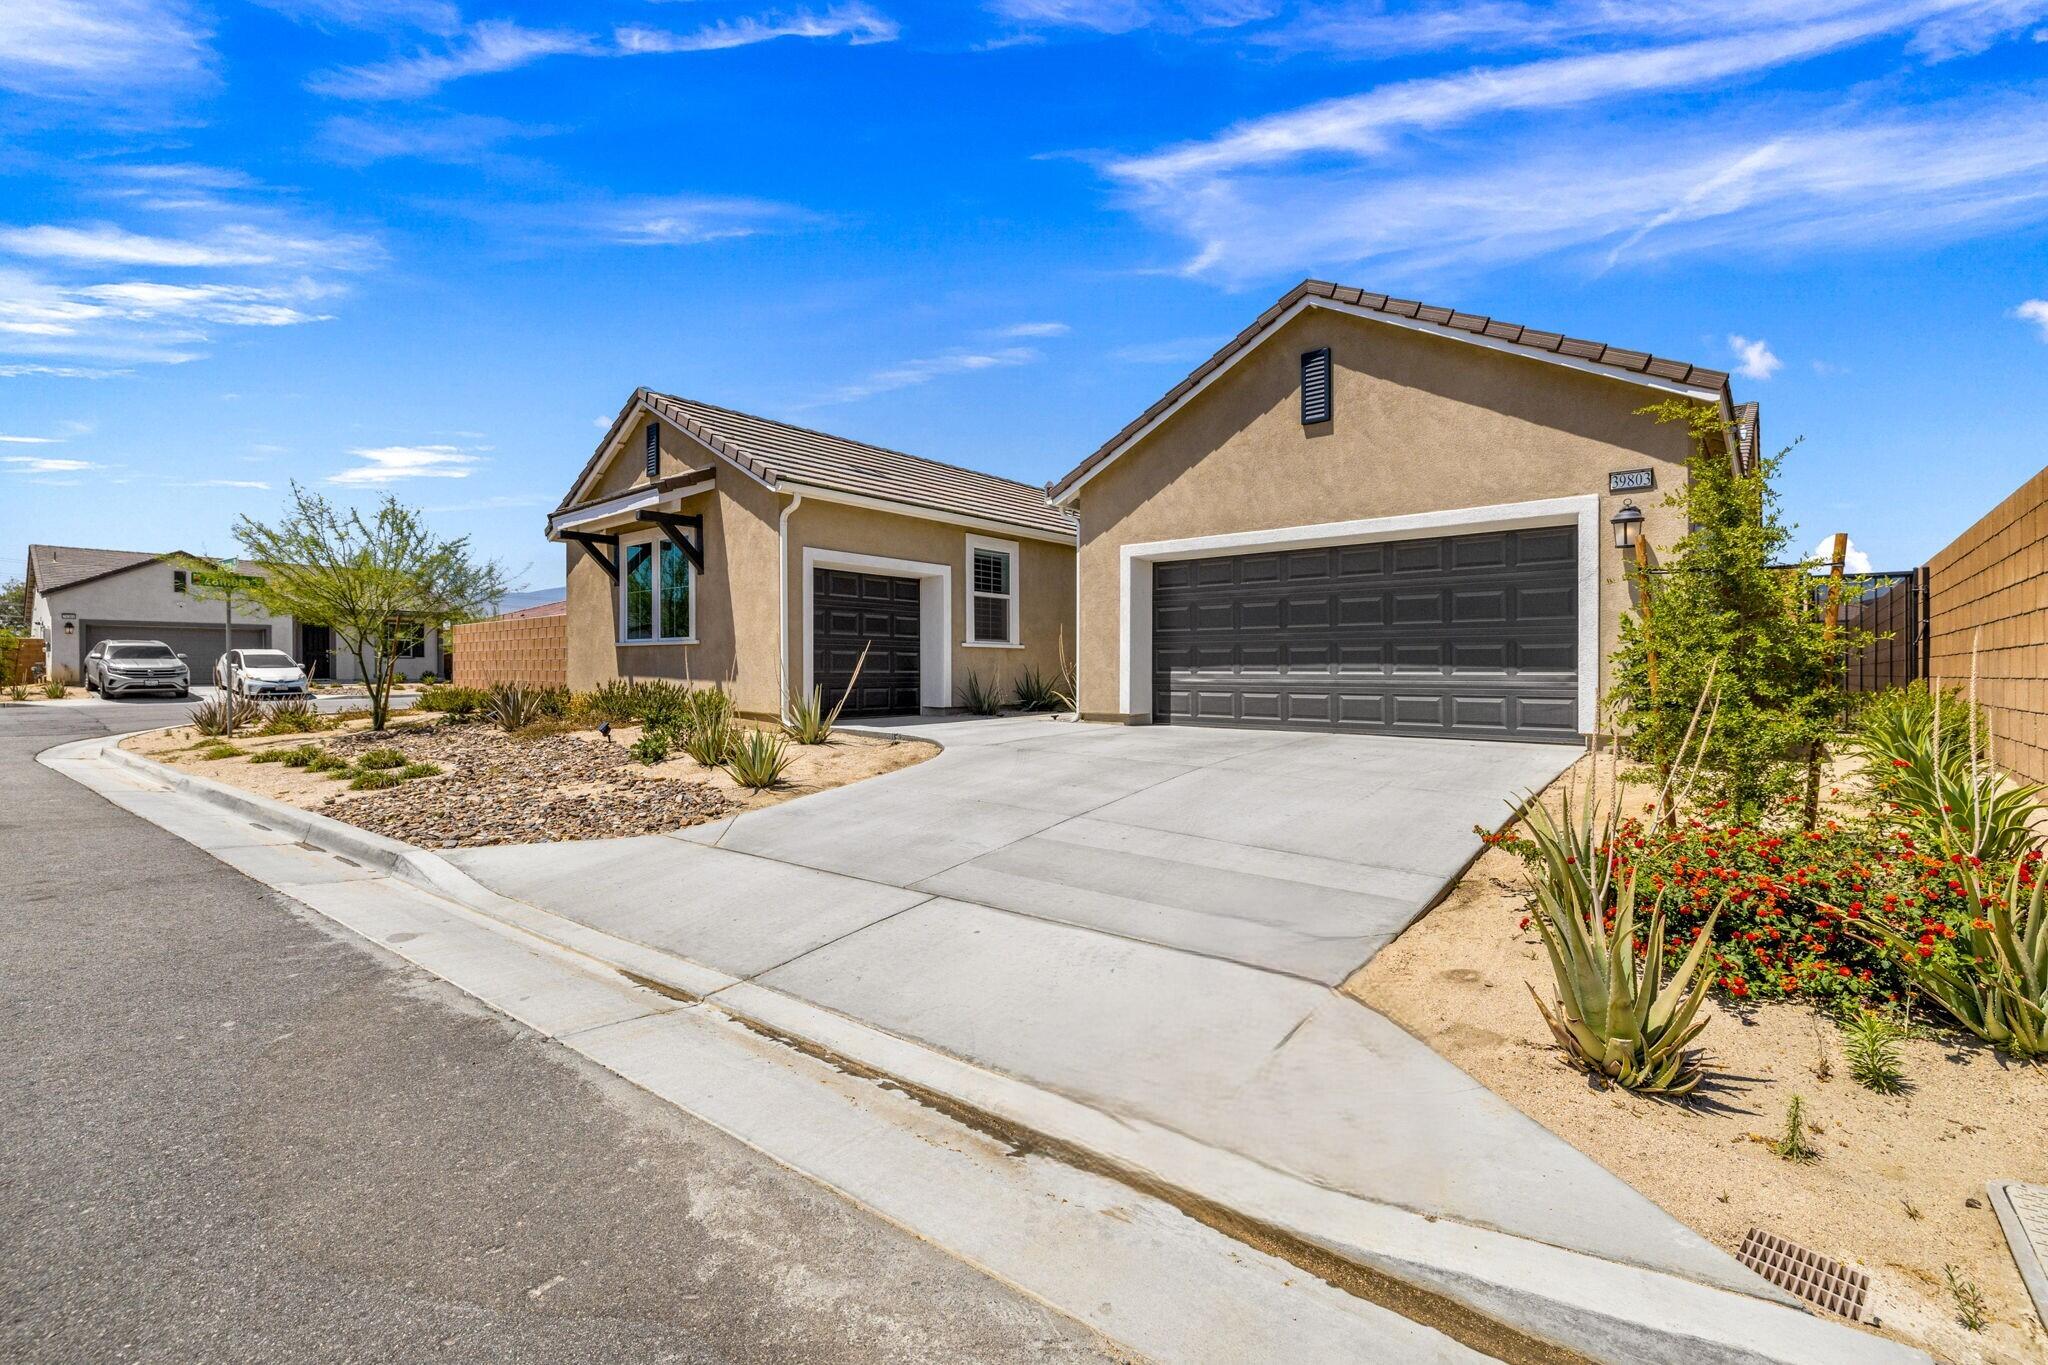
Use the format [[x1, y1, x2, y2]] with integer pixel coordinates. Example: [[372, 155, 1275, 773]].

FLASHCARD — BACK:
[[1, 694, 1116, 1364]]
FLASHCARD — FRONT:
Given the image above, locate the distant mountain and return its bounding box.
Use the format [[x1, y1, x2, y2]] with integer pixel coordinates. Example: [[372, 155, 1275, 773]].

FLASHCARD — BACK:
[[487, 588, 565, 617]]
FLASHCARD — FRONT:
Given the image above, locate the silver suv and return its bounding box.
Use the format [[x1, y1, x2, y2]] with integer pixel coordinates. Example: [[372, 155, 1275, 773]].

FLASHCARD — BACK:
[[85, 640, 191, 698]]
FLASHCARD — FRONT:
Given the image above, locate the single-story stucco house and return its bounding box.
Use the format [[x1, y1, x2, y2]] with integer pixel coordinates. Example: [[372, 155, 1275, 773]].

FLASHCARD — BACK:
[[24, 544, 444, 685], [1048, 279, 1758, 744], [550, 392, 1078, 718]]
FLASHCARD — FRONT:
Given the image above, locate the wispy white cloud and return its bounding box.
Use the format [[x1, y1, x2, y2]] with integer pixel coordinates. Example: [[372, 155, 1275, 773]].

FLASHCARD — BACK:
[[617, 4, 899, 54], [2, 453, 95, 473], [316, 113, 557, 164], [177, 477, 272, 489], [600, 195, 814, 246], [807, 346, 1042, 405], [309, 19, 596, 100], [1729, 334, 1782, 380], [992, 320, 1070, 337], [328, 443, 483, 484], [0, 221, 374, 270], [312, 5, 899, 101], [2017, 298, 2048, 340], [987, 0, 1274, 34], [1101, 3, 2048, 282], [252, 0, 462, 36], [0, 433, 60, 443], [0, 362, 129, 379], [0, 0, 212, 99]]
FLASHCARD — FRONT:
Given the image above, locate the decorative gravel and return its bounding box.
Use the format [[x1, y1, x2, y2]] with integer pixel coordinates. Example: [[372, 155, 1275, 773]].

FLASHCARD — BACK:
[[319, 722, 732, 847]]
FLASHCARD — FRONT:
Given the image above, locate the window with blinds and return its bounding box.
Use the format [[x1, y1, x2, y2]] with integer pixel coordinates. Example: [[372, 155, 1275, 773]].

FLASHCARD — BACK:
[[969, 546, 1013, 644]]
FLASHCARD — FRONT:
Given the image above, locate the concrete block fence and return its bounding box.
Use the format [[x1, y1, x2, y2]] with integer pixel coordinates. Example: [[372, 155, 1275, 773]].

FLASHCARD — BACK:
[[449, 613, 567, 689], [1924, 463, 2048, 785]]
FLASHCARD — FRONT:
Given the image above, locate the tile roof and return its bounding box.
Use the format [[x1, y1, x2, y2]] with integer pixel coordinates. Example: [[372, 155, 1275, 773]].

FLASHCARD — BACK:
[[497, 599, 567, 619], [1734, 401, 1761, 473], [563, 391, 1076, 540], [27, 543, 163, 596], [1049, 278, 1736, 500]]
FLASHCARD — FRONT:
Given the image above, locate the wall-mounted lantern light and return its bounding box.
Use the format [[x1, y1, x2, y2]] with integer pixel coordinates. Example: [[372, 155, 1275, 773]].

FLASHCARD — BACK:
[[1610, 500, 1644, 552]]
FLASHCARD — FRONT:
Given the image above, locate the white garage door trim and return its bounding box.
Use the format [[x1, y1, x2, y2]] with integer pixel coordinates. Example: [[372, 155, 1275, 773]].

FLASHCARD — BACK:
[[800, 547, 953, 710], [1116, 494, 1602, 734]]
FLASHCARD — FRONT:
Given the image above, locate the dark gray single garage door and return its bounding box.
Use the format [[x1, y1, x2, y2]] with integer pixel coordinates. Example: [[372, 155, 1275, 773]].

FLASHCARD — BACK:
[[1150, 526, 1579, 743], [812, 569, 921, 716], [82, 621, 272, 687]]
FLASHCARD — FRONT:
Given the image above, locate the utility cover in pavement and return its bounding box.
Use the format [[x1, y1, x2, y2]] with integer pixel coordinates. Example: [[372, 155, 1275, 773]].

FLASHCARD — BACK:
[[1989, 1180, 2048, 1326]]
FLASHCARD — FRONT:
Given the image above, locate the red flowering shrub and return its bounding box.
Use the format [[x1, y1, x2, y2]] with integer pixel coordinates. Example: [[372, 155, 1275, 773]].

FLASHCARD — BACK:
[[1485, 810, 1996, 1010]]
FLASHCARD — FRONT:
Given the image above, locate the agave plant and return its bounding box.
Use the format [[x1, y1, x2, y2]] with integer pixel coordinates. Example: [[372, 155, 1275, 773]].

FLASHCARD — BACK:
[[957, 670, 1007, 716], [1852, 676, 2042, 862], [1517, 671, 1726, 1096], [187, 693, 235, 737], [785, 642, 868, 744], [684, 717, 733, 767], [488, 681, 545, 732], [684, 684, 735, 736], [1012, 666, 1061, 712], [1854, 861, 2048, 1058], [725, 728, 793, 791]]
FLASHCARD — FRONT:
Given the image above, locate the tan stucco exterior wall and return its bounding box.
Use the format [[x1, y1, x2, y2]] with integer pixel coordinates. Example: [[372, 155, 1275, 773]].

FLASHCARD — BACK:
[[780, 498, 1077, 708], [1067, 307, 1699, 726], [562, 410, 1078, 716]]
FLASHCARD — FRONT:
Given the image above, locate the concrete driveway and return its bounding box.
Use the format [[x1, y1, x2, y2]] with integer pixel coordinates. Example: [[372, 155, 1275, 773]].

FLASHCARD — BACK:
[[453, 715, 1575, 985]]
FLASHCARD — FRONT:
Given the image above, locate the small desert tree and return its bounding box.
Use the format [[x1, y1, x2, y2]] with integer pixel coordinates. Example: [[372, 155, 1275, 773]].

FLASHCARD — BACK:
[[235, 484, 508, 730], [171, 555, 267, 734], [0, 575, 26, 634], [1609, 401, 1844, 825]]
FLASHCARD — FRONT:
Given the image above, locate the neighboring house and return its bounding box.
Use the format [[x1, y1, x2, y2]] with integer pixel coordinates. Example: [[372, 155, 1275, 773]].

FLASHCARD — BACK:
[[24, 544, 444, 685], [552, 392, 1078, 718], [1047, 280, 1758, 744]]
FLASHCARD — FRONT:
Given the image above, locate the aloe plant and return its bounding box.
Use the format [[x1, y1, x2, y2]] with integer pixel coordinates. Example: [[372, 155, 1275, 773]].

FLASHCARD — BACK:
[[1518, 671, 1725, 1096], [1522, 794, 1724, 1096], [1856, 862, 2048, 1058]]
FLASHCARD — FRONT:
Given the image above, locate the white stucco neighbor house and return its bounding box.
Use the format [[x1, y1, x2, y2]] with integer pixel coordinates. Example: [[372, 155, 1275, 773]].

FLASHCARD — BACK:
[[24, 544, 444, 685]]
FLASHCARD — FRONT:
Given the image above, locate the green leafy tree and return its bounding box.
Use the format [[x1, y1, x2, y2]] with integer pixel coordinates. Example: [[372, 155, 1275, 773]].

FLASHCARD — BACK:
[[235, 484, 508, 731], [0, 575, 26, 634], [1610, 401, 1845, 825]]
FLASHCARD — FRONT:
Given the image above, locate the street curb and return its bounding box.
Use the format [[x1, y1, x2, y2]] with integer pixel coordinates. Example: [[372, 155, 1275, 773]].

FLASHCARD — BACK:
[[84, 735, 1927, 1365]]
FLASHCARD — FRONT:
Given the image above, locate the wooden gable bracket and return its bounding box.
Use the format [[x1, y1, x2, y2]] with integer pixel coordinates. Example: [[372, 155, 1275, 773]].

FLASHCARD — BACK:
[[646, 512, 705, 574], [561, 531, 620, 582]]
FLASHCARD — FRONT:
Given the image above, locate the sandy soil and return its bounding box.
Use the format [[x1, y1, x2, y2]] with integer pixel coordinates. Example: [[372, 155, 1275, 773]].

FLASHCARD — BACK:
[[122, 715, 936, 834], [1348, 755, 2048, 1364]]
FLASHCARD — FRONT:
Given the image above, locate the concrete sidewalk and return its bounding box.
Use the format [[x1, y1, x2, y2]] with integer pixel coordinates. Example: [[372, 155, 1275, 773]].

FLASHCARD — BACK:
[[63, 722, 1930, 1364]]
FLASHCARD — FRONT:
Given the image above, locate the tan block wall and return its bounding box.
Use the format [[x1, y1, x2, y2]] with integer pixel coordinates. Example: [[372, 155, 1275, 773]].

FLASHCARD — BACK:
[[1925, 464, 2048, 785], [1068, 307, 1697, 722], [451, 615, 567, 689], [3, 636, 46, 685]]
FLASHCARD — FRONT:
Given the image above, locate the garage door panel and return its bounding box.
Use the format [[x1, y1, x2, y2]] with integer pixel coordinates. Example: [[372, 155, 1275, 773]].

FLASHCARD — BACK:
[[1151, 526, 1578, 743], [813, 569, 920, 717]]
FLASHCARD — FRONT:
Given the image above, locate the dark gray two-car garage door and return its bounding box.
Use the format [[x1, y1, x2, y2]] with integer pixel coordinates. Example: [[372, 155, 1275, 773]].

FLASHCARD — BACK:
[[81, 621, 272, 686], [1150, 526, 1579, 743]]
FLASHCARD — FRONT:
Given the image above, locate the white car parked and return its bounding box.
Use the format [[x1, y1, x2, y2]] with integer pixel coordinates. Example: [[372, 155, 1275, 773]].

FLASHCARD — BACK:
[[214, 648, 311, 699]]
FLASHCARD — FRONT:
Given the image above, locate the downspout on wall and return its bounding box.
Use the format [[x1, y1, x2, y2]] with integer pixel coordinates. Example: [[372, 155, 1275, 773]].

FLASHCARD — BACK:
[[776, 489, 803, 723]]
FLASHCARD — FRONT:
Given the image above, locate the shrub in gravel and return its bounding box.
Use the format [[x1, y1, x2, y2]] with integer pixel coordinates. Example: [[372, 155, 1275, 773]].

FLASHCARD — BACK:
[[196, 741, 245, 760], [306, 749, 350, 773], [577, 679, 645, 725], [684, 685, 734, 735], [399, 762, 442, 779], [511, 718, 579, 741], [357, 746, 407, 770], [276, 744, 325, 768], [349, 769, 403, 791], [257, 697, 324, 734], [725, 729, 792, 791], [630, 728, 673, 765], [418, 685, 489, 718], [638, 682, 693, 731]]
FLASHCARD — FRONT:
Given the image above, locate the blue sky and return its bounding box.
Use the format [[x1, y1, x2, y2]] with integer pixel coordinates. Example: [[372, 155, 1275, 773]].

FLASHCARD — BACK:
[[3, 0, 2046, 592]]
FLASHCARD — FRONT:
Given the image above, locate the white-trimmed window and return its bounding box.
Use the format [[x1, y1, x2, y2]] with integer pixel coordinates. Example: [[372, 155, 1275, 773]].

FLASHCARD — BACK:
[[964, 534, 1019, 647], [619, 531, 695, 644]]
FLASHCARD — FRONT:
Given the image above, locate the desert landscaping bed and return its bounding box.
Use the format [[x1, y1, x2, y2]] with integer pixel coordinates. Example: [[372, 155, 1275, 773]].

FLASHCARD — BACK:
[[122, 712, 935, 848], [1349, 753, 2048, 1365]]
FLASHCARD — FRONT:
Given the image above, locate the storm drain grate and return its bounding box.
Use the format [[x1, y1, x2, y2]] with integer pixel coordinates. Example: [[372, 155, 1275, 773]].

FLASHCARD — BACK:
[[1736, 1228, 1869, 1321]]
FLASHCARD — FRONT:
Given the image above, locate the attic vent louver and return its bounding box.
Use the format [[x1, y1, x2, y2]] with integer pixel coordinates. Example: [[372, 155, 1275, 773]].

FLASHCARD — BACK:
[[644, 423, 659, 478], [1301, 348, 1332, 425]]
